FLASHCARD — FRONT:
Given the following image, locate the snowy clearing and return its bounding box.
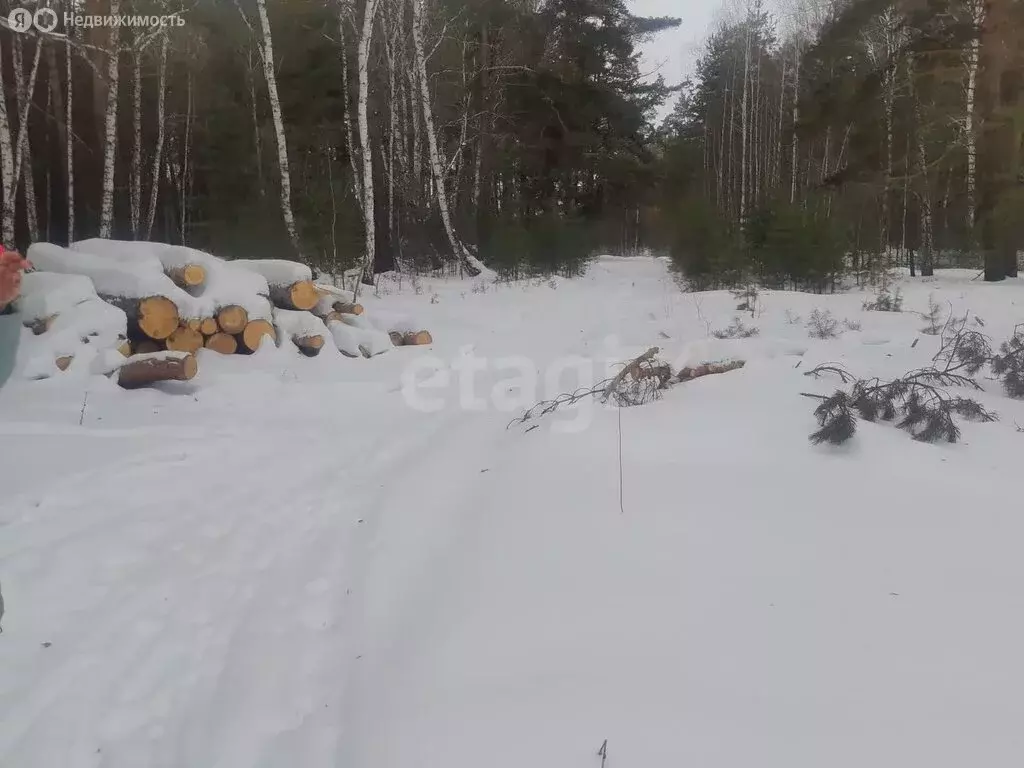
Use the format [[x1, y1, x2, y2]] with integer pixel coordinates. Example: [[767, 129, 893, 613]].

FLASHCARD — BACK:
[[2, 256, 1024, 768]]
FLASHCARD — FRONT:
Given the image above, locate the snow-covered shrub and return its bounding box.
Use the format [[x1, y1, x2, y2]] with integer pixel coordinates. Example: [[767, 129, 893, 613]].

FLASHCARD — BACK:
[[713, 317, 759, 339], [843, 318, 862, 331], [806, 308, 840, 339]]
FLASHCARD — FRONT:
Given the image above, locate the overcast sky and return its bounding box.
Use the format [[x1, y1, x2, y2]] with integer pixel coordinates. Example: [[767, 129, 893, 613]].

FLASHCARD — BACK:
[[631, 0, 723, 120]]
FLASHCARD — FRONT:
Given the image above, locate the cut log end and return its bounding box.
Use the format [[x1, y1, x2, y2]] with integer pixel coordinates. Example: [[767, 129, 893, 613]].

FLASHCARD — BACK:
[[167, 264, 206, 288], [289, 281, 319, 311], [403, 330, 433, 346], [204, 332, 238, 355], [166, 325, 204, 354], [216, 305, 249, 335], [200, 317, 219, 336], [294, 334, 325, 357], [186, 318, 203, 333], [117, 339, 132, 357], [55, 355, 74, 371], [118, 352, 198, 389], [137, 295, 180, 340], [389, 331, 405, 346], [237, 319, 277, 353]]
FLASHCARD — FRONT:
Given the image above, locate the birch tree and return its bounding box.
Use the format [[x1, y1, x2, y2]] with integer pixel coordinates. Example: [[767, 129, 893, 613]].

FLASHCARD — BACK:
[[98, 0, 121, 239], [255, 0, 302, 255], [410, 0, 480, 276]]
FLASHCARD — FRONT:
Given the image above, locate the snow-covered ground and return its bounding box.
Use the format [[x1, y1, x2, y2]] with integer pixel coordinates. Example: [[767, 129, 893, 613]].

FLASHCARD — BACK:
[[3, 256, 1024, 768]]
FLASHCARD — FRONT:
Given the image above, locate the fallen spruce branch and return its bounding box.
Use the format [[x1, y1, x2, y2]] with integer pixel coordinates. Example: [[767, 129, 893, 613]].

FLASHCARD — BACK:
[[802, 314, 997, 445]]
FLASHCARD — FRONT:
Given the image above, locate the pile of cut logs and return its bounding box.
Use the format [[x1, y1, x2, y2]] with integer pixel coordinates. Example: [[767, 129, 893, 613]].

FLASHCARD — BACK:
[[18, 241, 434, 389]]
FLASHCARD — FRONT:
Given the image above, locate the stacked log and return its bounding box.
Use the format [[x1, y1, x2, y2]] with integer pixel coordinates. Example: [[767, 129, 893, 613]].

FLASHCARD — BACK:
[[232, 259, 318, 311], [237, 320, 277, 353], [118, 351, 198, 389]]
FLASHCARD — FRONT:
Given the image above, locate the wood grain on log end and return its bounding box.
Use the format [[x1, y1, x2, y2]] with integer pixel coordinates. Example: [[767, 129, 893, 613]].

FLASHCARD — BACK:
[[237, 319, 277, 353], [288, 281, 319, 311], [137, 295, 179, 340], [204, 332, 238, 355], [216, 305, 249, 334], [167, 264, 206, 288], [200, 317, 219, 336], [166, 325, 204, 354]]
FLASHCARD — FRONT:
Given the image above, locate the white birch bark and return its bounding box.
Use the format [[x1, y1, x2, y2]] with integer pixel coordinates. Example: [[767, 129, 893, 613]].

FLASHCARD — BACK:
[[256, 0, 301, 255], [790, 50, 800, 204], [356, 0, 381, 284], [144, 34, 168, 240], [963, 0, 984, 232], [740, 17, 751, 222], [0, 31, 14, 248], [67, 31, 75, 243], [410, 0, 479, 276], [337, 10, 362, 200], [12, 37, 39, 243], [131, 45, 142, 237], [98, 0, 121, 239]]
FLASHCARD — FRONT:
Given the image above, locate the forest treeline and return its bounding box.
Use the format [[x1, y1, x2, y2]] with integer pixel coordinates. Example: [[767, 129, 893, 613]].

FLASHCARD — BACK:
[[659, 0, 1024, 290], [0, 0, 1020, 285]]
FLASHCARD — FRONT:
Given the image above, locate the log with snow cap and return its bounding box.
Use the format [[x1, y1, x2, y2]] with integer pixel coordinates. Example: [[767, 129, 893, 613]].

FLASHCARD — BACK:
[[26, 243, 201, 341], [71, 238, 207, 291], [231, 259, 319, 311]]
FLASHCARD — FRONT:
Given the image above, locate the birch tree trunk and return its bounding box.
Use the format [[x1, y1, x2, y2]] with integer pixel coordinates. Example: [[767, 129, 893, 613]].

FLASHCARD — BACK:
[[98, 0, 121, 239], [12, 37, 39, 244], [410, 0, 480, 277], [131, 45, 143, 237], [963, 0, 984, 236], [790, 50, 800, 204], [356, 0, 381, 284], [144, 34, 169, 240], [740, 19, 751, 223], [337, 12, 362, 200], [67, 32, 75, 243], [256, 0, 301, 256], [0, 31, 15, 248]]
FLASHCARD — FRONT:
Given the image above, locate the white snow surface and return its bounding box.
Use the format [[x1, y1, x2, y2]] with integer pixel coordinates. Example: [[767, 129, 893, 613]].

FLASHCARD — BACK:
[[18, 298, 128, 380], [19, 272, 97, 322], [200, 261, 273, 321], [231, 258, 312, 287], [326, 319, 363, 357], [3, 257, 1024, 767]]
